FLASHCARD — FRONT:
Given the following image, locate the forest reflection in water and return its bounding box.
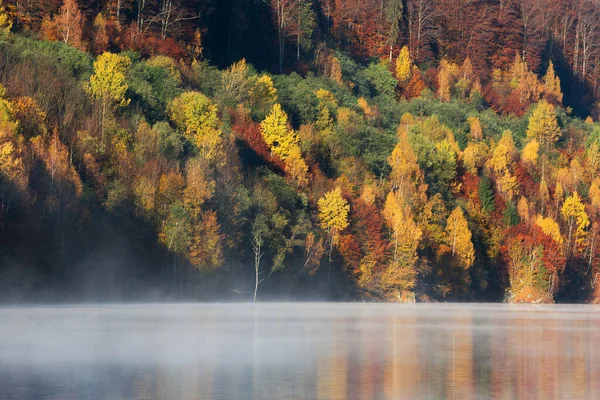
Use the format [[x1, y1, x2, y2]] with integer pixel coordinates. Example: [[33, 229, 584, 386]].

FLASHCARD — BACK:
[[0, 303, 599, 399]]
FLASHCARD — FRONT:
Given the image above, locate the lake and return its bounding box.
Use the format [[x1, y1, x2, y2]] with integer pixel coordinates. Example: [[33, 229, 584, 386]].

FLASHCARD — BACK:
[[0, 303, 599, 399]]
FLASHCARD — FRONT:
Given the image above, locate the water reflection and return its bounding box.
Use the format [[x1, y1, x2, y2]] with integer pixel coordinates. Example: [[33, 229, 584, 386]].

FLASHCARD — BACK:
[[0, 304, 599, 399]]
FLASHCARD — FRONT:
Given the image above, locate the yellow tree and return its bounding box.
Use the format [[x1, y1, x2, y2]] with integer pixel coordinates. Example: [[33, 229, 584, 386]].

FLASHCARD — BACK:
[[561, 192, 590, 258], [260, 103, 309, 186], [467, 116, 483, 141], [586, 142, 600, 182], [438, 59, 459, 102], [285, 146, 309, 187], [462, 142, 489, 174], [535, 215, 564, 244], [487, 130, 518, 199], [169, 92, 222, 161], [318, 187, 350, 260], [517, 196, 530, 222], [85, 52, 131, 138], [0, 1, 12, 39], [183, 157, 215, 219], [526, 100, 561, 175], [248, 75, 277, 117], [0, 95, 28, 218], [445, 206, 475, 270], [543, 61, 563, 104], [382, 191, 421, 293], [589, 178, 600, 218], [260, 103, 298, 160], [522, 139, 539, 167], [315, 89, 335, 138], [388, 129, 425, 204], [395, 46, 411, 84]]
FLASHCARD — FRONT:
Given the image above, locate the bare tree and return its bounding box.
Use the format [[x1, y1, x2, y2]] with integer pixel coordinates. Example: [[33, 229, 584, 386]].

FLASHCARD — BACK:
[[575, 1, 600, 79], [271, 0, 300, 73], [407, 0, 434, 62], [251, 218, 265, 302]]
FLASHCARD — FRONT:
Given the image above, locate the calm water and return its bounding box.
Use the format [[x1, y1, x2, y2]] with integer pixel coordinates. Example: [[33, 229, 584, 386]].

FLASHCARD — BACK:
[[0, 303, 599, 399]]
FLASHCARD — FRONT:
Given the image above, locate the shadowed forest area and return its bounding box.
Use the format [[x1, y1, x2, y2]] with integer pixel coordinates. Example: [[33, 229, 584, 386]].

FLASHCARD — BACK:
[[1, 0, 600, 303]]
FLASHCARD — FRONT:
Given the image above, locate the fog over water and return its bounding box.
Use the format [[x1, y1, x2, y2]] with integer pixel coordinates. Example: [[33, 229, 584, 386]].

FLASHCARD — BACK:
[[1, 303, 599, 399]]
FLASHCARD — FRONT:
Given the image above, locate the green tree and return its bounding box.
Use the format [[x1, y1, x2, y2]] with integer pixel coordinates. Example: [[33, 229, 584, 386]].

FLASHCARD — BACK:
[[384, 0, 403, 62], [478, 176, 495, 214]]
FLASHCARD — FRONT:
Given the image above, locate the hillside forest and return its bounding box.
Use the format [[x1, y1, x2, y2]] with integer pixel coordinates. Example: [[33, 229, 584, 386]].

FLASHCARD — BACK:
[[1, 0, 600, 303]]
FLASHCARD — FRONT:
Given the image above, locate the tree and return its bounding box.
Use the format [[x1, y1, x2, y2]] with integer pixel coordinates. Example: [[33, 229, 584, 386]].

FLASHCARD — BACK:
[[539, 180, 550, 216], [248, 75, 278, 119], [0, 2, 12, 39], [284, 146, 309, 187], [271, 0, 300, 73], [487, 130, 518, 199], [586, 142, 600, 182], [561, 192, 590, 258], [445, 206, 475, 269], [85, 52, 131, 139], [478, 176, 495, 214], [589, 178, 600, 218], [221, 59, 252, 104], [535, 215, 563, 244], [169, 92, 222, 161], [522, 139, 539, 167], [395, 46, 412, 84], [290, 0, 314, 61], [505, 225, 564, 303], [438, 59, 459, 102], [159, 203, 191, 256], [384, 0, 403, 62], [526, 100, 561, 154], [407, 0, 434, 62], [405, 66, 426, 98], [261, 103, 298, 160], [92, 13, 109, 54], [382, 191, 421, 292], [467, 116, 483, 141], [54, 0, 84, 50], [388, 129, 424, 203], [543, 61, 563, 104], [188, 211, 223, 270], [304, 231, 324, 274], [251, 215, 266, 302], [517, 196, 530, 222], [0, 96, 28, 221], [318, 187, 350, 260], [463, 142, 488, 174], [183, 157, 215, 219]]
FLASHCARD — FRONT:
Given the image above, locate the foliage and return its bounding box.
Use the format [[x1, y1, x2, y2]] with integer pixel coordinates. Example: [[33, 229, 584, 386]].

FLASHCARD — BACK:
[[395, 46, 411, 84], [169, 91, 222, 160]]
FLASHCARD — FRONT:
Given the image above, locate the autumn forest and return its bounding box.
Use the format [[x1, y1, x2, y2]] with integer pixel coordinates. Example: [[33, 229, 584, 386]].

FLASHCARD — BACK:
[[1, 0, 600, 303]]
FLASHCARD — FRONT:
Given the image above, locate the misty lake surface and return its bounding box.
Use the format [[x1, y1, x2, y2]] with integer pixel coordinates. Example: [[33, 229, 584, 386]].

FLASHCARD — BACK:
[[0, 303, 599, 399]]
